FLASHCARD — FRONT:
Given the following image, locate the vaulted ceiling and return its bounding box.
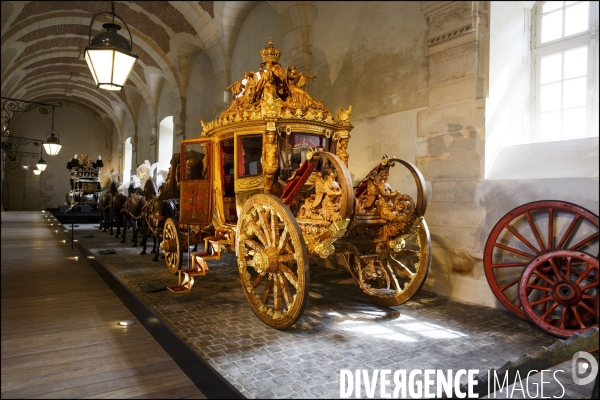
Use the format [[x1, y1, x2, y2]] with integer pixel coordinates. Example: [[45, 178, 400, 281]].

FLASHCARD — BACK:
[[1, 1, 271, 138]]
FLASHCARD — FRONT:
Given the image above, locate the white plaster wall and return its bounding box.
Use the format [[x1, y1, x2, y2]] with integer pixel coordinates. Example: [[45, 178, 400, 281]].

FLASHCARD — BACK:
[[230, 2, 283, 83], [6, 106, 110, 209], [349, 108, 426, 202], [311, 2, 428, 121], [186, 50, 218, 138]]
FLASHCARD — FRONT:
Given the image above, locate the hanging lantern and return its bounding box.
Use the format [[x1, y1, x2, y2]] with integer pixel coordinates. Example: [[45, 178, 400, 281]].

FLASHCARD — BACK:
[[36, 156, 47, 171], [43, 106, 62, 156], [84, 1, 138, 91]]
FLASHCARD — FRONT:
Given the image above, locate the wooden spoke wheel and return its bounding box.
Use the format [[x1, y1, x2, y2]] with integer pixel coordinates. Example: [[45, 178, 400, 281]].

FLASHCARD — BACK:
[[162, 217, 182, 274], [519, 250, 598, 337], [236, 194, 309, 329], [484, 201, 599, 320], [346, 218, 432, 307]]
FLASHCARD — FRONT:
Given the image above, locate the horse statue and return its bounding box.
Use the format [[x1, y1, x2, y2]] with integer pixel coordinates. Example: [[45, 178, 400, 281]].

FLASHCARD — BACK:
[[99, 191, 112, 231], [108, 182, 127, 238], [140, 179, 177, 261], [121, 183, 146, 247]]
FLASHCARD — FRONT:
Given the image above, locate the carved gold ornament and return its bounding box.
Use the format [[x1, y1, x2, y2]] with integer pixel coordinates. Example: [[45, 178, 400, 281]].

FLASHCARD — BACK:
[[201, 40, 352, 142]]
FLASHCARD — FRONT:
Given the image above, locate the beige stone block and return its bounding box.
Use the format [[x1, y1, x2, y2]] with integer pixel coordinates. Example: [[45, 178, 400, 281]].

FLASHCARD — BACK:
[[429, 77, 478, 107], [280, 10, 293, 34], [431, 180, 478, 203], [427, 129, 482, 156], [450, 251, 478, 275], [429, 42, 478, 85], [429, 225, 482, 253], [425, 201, 486, 228], [416, 151, 483, 180], [289, 4, 302, 29], [417, 99, 484, 137]]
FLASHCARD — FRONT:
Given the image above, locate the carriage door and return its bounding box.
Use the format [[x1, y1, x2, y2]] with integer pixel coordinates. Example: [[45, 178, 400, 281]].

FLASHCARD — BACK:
[[234, 134, 264, 216], [179, 140, 212, 225]]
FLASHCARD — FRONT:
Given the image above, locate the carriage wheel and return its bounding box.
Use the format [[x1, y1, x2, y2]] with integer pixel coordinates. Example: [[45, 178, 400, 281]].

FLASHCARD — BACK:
[[484, 201, 599, 320], [163, 217, 182, 274], [519, 250, 598, 337], [236, 194, 309, 329], [346, 218, 432, 307]]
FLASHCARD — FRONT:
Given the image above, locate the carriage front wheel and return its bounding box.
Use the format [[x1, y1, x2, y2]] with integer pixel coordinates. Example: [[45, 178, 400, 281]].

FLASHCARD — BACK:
[[236, 194, 309, 329]]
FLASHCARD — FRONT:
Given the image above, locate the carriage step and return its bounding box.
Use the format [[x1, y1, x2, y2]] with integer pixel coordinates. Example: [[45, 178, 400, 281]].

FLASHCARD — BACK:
[[167, 256, 210, 294], [204, 228, 236, 258], [190, 251, 219, 261], [167, 284, 191, 293]]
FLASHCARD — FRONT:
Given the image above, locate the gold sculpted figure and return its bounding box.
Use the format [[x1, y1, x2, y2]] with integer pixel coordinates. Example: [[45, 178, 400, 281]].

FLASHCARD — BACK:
[[285, 66, 319, 109], [359, 166, 398, 213], [254, 39, 287, 103], [336, 138, 349, 166], [296, 169, 342, 222]]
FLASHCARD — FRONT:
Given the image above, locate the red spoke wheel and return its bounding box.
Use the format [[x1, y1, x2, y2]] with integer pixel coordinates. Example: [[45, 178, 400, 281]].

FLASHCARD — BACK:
[[484, 201, 599, 320], [519, 250, 598, 337]]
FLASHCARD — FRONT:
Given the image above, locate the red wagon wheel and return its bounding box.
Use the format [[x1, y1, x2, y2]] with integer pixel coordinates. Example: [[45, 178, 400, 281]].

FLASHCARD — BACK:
[[519, 250, 598, 337], [484, 201, 599, 320]]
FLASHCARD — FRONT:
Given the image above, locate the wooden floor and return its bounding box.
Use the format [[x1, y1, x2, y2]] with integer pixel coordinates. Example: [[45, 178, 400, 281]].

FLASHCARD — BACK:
[[0, 211, 205, 399]]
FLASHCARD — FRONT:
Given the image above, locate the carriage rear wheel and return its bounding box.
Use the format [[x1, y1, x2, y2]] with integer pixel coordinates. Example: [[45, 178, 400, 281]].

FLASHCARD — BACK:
[[519, 250, 598, 337], [237, 194, 309, 329], [163, 217, 182, 274], [345, 218, 432, 307]]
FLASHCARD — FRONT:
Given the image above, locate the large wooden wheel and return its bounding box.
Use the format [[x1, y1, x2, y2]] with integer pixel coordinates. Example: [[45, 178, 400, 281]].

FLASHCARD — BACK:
[[344, 218, 432, 307], [162, 217, 182, 275], [519, 250, 598, 338], [484, 201, 599, 320], [236, 194, 310, 329]]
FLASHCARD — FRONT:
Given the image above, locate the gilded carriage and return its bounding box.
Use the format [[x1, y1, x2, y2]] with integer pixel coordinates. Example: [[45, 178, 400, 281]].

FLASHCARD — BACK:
[[160, 40, 432, 329], [67, 153, 102, 209]]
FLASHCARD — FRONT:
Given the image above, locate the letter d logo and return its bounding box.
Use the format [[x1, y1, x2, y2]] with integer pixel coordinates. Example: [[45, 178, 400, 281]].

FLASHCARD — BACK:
[[572, 351, 598, 386]]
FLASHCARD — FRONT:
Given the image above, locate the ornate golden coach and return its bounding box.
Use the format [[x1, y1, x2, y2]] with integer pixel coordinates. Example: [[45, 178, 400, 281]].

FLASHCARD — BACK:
[[160, 40, 432, 329]]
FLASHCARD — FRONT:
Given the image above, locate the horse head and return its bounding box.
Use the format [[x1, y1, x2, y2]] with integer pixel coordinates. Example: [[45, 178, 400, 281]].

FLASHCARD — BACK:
[[143, 179, 158, 200]]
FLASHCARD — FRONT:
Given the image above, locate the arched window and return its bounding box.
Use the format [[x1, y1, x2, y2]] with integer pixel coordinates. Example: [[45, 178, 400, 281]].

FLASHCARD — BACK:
[[123, 137, 132, 187], [531, 1, 599, 142], [158, 116, 174, 173]]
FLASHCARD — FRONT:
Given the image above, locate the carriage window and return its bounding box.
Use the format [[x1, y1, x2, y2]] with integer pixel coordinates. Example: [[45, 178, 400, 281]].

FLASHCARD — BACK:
[[238, 135, 263, 177], [282, 133, 328, 170], [183, 143, 208, 180]]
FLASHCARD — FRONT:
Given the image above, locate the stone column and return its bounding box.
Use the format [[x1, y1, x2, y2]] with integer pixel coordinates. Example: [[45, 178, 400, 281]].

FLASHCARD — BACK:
[[418, 1, 489, 278], [174, 99, 186, 139], [149, 123, 158, 164]]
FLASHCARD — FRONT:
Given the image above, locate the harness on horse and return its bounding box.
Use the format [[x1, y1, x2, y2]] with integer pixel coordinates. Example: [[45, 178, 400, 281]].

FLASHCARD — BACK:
[[123, 193, 145, 220]]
